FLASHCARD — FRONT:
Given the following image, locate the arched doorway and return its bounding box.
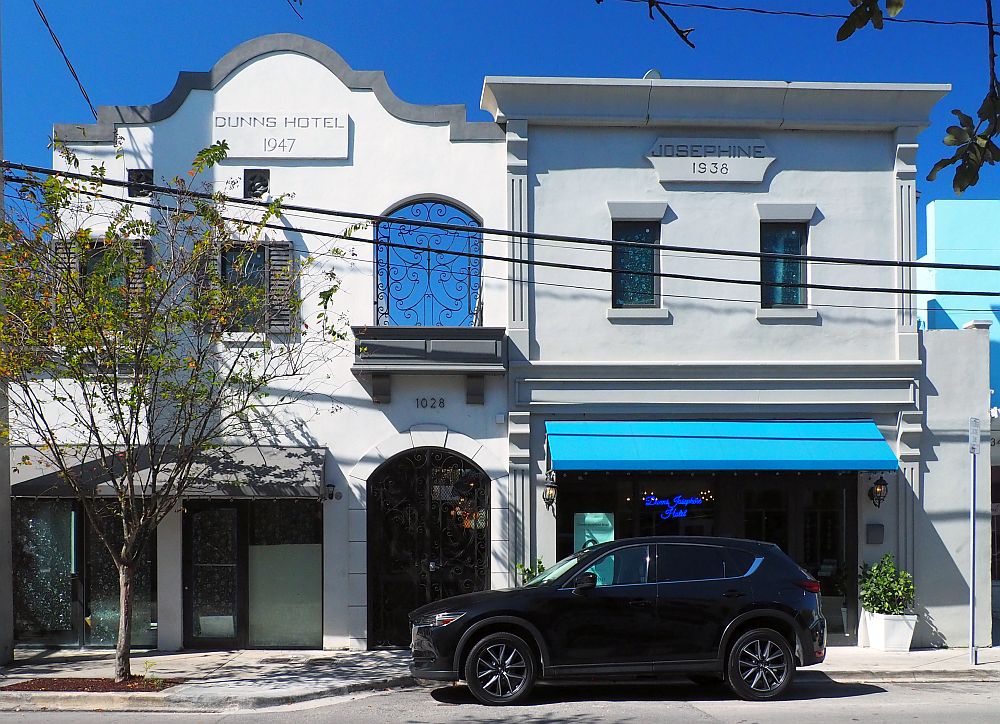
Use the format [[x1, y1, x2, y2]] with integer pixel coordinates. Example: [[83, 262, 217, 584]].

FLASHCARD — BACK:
[[367, 447, 490, 648]]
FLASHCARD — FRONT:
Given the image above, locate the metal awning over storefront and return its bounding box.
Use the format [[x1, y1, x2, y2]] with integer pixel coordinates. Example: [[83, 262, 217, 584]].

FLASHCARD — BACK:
[[10, 445, 326, 498], [545, 420, 898, 472]]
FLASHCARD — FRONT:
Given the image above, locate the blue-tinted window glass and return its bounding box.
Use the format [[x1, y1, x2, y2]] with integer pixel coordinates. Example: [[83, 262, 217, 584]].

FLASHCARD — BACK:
[[375, 201, 482, 326], [612, 221, 658, 308], [761, 223, 807, 308]]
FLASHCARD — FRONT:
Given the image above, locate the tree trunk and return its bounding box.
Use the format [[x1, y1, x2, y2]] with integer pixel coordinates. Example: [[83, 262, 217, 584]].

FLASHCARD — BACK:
[[114, 562, 134, 682]]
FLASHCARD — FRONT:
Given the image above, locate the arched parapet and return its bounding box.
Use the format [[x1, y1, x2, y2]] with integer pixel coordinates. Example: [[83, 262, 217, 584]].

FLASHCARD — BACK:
[[53, 33, 503, 144]]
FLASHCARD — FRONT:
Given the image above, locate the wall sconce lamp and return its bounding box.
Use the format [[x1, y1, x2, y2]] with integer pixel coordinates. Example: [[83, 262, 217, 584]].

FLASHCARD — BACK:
[[325, 483, 337, 501], [868, 476, 888, 508], [542, 471, 558, 511]]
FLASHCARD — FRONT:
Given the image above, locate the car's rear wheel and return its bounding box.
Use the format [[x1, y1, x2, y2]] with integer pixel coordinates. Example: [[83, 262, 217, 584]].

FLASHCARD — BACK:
[[463, 632, 536, 705], [726, 628, 794, 701]]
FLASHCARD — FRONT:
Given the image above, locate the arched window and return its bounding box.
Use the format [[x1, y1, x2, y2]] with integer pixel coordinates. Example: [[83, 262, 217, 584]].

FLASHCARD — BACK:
[[375, 200, 482, 326]]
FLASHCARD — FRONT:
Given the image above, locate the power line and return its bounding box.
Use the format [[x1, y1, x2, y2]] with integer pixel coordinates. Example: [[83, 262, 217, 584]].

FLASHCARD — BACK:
[[6, 160, 1000, 275], [6, 183, 1000, 316], [31, 1, 98, 121], [618, 1, 989, 28], [7, 170, 1000, 301]]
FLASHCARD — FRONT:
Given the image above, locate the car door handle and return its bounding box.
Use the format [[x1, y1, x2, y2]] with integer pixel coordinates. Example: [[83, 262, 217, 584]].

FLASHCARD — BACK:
[[723, 590, 746, 598], [626, 598, 653, 608]]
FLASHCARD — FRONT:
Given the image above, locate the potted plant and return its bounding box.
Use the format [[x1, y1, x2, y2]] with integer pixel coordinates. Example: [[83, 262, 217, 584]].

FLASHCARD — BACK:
[[858, 553, 917, 651]]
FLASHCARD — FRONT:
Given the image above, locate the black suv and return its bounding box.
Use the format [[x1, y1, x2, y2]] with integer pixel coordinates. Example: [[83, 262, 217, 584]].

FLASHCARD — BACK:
[[410, 536, 826, 705]]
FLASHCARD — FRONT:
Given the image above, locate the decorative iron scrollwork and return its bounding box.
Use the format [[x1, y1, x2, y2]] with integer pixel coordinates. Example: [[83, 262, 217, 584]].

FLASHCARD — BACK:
[[367, 448, 489, 648], [375, 201, 483, 327]]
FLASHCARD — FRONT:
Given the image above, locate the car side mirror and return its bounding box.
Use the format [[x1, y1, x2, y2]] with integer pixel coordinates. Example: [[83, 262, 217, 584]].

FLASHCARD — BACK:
[[573, 571, 597, 593]]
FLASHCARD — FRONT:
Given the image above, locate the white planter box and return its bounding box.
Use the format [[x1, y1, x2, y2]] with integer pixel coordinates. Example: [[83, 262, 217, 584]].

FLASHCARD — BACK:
[[866, 612, 917, 651]]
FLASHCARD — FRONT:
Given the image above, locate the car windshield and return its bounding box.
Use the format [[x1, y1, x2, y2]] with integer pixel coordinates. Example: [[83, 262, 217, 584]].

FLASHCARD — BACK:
[[522, 550, 590, 587]]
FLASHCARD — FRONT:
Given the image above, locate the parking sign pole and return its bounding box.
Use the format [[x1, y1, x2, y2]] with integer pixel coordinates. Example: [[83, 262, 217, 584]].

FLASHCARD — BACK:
[[968, 417, 979, 666]]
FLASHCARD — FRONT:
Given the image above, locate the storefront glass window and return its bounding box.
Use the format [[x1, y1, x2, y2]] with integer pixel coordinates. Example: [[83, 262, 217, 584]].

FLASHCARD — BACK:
[[85, 512, 157, 647], [248, 500, 323, 647], [744, 487, 789, 552]]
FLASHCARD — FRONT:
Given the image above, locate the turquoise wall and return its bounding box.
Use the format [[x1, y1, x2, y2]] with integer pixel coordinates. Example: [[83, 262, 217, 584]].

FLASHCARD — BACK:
[[919, 201, 1000, 411]]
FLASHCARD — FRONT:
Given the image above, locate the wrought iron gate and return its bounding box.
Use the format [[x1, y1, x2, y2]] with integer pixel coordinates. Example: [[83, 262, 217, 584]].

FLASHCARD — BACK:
[[367, 448, 489, 648]]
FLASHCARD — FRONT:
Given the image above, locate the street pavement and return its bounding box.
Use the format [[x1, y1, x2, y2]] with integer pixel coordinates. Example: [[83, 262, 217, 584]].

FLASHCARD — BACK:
[[0, 680, 995, 723], [1, 645, 997, 713]]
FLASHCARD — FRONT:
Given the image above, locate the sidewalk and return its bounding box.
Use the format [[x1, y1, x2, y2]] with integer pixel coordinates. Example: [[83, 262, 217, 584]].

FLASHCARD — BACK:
[[0, 645, 997, 712]]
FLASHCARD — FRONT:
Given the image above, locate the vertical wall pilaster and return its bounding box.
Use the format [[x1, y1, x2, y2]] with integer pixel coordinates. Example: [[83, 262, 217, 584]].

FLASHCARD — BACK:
[[506, 119, 532, 575], [896, 412, 923, 573], [156, 506, 183, 651], [508, 411, 532, 574], [894, 129, 920, 360]]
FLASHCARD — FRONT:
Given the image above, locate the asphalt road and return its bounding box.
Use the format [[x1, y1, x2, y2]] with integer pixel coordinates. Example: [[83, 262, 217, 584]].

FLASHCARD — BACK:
[[5, 680, 997, 723]]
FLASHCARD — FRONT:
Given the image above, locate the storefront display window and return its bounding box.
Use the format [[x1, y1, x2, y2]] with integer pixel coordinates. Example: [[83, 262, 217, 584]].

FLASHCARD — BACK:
[[12, 498, 157, 648]]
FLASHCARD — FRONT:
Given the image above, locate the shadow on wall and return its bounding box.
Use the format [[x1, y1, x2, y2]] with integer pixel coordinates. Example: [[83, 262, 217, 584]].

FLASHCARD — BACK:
[[912, 601, 947, 649]]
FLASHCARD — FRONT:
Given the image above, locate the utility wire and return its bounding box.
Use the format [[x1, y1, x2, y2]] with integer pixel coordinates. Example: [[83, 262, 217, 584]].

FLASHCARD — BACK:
[[618, 1, 989, 28], [31, 1, 98, 121], [7, 170, 1000, 301], [5, 160, 1000, 275], [7, 182, 1000, 315]]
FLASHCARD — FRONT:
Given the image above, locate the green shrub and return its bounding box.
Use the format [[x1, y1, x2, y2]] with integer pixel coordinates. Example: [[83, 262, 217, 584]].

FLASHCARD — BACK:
[[858, 553, 915, 615]]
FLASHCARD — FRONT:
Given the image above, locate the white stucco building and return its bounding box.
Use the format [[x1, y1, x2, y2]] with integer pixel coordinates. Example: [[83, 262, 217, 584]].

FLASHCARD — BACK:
[[8, 34, 992, 652]]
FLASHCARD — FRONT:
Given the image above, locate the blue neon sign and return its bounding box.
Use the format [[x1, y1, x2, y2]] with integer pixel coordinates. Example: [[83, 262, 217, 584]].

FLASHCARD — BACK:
[[643, 494, 704, 520]]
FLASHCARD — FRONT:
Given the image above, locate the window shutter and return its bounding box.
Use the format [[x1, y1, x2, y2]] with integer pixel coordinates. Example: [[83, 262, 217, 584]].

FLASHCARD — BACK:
[[267, 238, 294, 333], [127, 239, 149, 301], [51, 239, 78, 332]]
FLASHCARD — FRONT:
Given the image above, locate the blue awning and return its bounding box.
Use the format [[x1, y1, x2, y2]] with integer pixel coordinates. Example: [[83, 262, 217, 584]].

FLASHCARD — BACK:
[[545, 420, 898, 472]]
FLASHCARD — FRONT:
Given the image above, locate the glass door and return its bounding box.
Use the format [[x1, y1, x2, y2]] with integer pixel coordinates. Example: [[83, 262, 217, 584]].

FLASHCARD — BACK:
[[184, 503, 245, 648], [11, 499, 80, 645]]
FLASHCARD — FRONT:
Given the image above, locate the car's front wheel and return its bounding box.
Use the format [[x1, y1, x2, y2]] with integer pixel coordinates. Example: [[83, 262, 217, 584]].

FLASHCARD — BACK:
[[463, 632, 537, 705], [726, 628, 794, 701]]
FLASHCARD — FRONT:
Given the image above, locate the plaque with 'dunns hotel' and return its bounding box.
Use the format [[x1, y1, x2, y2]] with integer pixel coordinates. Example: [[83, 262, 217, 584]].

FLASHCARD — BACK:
[[647, 137, 775, 183], [212, 111, 350, 159]]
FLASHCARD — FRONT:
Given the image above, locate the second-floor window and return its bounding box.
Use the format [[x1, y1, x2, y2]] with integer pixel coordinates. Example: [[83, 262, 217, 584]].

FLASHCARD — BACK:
[[221, 244, 267, 330], [375, 200, 482, 326], [611, 220, 659, 308], [761, 223, 807, 308]]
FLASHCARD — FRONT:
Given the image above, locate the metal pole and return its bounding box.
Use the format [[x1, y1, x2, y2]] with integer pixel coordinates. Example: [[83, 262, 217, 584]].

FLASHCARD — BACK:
[[970, 446, 978, 665]]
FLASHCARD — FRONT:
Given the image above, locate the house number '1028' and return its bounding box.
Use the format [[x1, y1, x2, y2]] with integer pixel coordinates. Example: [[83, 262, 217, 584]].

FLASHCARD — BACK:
[[416, 397, 446, 409]]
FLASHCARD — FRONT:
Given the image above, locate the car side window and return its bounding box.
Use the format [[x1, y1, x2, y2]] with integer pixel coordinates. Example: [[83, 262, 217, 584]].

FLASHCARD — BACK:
[[655, 544, 726, 583], [724, 548, 757, 578], [581, 545, 651, 587]]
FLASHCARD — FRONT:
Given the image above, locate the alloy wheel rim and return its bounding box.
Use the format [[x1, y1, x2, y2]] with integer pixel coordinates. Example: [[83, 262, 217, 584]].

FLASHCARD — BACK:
[[737, 638, 787, 693], [475, 642, 527, 698]]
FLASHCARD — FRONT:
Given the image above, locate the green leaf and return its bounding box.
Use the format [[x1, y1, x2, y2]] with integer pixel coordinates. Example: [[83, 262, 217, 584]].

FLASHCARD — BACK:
[[951, 108, 975, 132], [977, 92, 999, 122], [837, 6, 869, 41], [870, 4, 884, 30], [886, 0, 905, 17], [926, 153, 960, 182], [943, 125, 970, 146], [954, 160, 981, 194]]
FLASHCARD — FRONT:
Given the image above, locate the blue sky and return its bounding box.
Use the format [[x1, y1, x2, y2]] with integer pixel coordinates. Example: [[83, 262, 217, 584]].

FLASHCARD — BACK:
[[3, 0, 997, 237]]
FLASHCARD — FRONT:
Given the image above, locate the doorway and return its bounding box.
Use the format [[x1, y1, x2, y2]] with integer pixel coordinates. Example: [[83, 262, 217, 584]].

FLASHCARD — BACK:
[[182, 499, 323, 649], [367, 448, 490, 648]]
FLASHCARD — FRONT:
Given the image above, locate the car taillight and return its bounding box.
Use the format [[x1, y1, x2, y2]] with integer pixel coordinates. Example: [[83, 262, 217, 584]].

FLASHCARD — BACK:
[[796, 580, 822, 594]]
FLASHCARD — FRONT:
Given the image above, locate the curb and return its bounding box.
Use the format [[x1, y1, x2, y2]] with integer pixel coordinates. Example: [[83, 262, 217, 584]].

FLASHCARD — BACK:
[[0, 675, 416, 713], [802, 669, 1000, 685], [1, 670, 996, 712]]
